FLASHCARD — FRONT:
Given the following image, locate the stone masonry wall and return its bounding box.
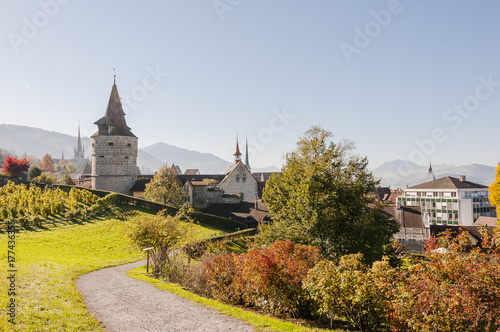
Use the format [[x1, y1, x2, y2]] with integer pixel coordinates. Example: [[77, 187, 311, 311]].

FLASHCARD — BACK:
[[91, 135, 138, 195]]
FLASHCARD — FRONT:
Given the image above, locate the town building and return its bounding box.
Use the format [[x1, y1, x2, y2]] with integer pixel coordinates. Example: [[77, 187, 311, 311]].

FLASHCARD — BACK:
[[91, 78, 139, 195], [217, 136, 258, 201], [130, 136, 262, 206], [397, 175, 496, 227]]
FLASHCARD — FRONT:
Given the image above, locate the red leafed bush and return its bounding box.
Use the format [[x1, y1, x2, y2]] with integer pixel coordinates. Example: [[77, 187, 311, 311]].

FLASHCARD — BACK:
[[237, 240, 320, 317], [204, 240, 320, 317], [388, 232, 500, 332], [204, 253, 242, 304], [2, 156, 29, 176]]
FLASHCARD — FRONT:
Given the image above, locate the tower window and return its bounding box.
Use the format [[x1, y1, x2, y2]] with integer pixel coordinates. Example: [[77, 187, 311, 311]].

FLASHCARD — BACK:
[[108, 142, 114, 146], [127, 143, 132, 148], [99, 156, 104, 158], [124, 157, 129, 160], [92, 143, 95, 147]]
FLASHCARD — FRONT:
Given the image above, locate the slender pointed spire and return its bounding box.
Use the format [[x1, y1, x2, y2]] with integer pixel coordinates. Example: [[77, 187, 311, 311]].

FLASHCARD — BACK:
[[76, 123, 83, 152], [234, 133, 242, 164], [426, 159, 435, 182], [244, 134, 251, 172]]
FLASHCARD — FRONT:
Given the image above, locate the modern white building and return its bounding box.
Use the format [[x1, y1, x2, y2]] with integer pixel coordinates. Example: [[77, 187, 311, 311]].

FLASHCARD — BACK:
[[397, 175, 496, 226]]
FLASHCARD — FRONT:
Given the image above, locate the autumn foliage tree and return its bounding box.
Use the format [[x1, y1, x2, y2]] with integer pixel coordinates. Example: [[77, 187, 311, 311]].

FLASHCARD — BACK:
[[40, 154, 55, 172], [2, 156, 29, 176], [490, 163, 500, 217]]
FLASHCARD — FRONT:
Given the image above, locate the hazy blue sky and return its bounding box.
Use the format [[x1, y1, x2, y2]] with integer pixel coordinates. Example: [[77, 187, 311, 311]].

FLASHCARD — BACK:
[[1, 1, 499, 169]]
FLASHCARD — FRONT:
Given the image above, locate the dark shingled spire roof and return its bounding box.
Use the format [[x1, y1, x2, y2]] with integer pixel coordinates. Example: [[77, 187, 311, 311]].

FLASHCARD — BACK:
[[105, 83, 129, 129], [93, 81, 136, 138]]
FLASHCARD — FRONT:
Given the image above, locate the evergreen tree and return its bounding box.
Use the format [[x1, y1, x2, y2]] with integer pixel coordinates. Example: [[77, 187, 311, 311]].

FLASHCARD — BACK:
[[144, 165, 187, 207], [258, 126, 399, 263]]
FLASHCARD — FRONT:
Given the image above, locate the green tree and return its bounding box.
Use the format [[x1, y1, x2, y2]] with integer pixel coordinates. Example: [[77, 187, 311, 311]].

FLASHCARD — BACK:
[[304, 254, 395, 331], [28, 167, 42, 180], [258, 126, 399, 263], [59, 173, 75, 185], [128, 208, 194, 276], [55, 160, 78, 174], [33, 173, 58, 185], [144, 164, 187, 207]]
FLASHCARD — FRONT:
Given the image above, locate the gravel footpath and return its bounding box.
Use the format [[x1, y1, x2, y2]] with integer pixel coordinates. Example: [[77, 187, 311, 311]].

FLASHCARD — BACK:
[[75, 260, 256, 332]]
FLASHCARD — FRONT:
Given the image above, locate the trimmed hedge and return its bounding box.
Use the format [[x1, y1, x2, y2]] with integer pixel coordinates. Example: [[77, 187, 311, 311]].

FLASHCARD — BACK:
[[191, 211, 246, 232]]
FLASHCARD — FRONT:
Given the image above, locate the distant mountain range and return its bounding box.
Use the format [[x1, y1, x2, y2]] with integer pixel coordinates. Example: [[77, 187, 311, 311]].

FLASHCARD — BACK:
[[0, 124, 278, 174], [372, 159, 497, 189], [1, 125, 493, 182]]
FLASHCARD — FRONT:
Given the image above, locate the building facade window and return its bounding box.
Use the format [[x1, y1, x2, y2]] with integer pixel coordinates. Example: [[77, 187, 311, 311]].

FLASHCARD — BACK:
[[242, 173, 246, 182], [236, 173, 240, 182]]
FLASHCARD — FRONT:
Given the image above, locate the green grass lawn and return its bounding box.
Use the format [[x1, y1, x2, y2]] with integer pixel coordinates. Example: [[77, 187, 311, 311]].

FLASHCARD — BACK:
[[0, 210, 222, 332]]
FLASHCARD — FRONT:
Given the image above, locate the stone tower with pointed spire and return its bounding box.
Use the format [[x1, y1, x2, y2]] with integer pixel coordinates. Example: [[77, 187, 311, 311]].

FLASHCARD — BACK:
[[91, 78, 138, 194]]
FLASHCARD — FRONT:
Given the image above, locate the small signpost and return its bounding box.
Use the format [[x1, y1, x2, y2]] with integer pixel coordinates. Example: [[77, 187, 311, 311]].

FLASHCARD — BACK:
[[143, 247, 154, 273]]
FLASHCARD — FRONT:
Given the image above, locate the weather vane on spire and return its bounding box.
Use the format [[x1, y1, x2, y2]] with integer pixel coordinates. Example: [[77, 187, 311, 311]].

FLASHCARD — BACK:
[[113, 68, 116, 84]]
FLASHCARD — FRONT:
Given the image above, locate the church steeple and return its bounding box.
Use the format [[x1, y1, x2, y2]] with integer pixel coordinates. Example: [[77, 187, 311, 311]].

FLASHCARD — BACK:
[[426, 159, 435, 182], [76, 123, 83, 152], [244, 135, 251, 172], [234, 134, 242, 164]]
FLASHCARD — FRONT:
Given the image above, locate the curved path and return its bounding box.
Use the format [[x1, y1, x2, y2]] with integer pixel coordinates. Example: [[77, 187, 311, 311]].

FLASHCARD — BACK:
[[75, 260, 255, 332]]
